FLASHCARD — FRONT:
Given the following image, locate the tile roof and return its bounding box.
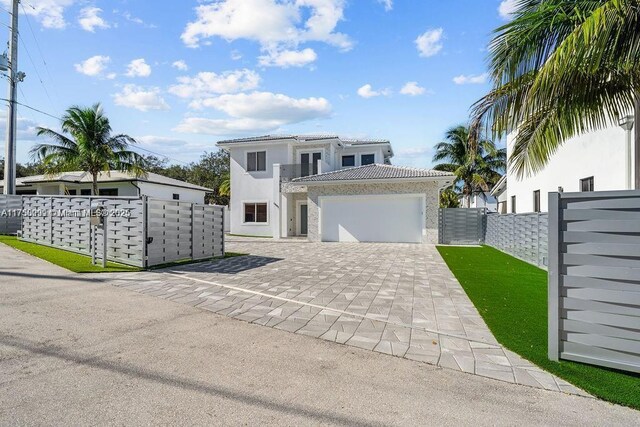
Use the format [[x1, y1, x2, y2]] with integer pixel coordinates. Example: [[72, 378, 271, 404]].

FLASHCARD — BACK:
[[216, 134, 390, 146], [291, 164, 454, 183], [13, 171, 213, 192]]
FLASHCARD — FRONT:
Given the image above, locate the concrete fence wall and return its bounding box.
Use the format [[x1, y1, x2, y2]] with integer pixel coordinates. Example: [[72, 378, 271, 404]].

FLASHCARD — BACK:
[[438, 208, 548, 268], [548, 190, 640, 374], [12, 195, 224, 268], [0, 195, 21, 234], [486, 213, 548, 268]]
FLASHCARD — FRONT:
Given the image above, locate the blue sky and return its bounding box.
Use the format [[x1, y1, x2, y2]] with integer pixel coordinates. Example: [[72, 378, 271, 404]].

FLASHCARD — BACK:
[[3, 0, 516, 167]]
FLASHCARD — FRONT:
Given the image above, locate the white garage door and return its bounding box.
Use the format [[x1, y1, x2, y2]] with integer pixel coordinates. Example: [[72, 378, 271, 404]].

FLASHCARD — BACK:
[[320, 195, 423, 243]]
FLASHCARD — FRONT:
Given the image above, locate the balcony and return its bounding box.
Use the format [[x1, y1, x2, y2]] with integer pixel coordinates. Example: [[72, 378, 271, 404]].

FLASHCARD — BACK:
[[279, 161, 332, 182]]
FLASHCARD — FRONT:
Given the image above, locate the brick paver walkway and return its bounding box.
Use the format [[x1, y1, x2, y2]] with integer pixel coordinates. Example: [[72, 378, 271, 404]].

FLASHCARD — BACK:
[[99, 237, 586, 395]]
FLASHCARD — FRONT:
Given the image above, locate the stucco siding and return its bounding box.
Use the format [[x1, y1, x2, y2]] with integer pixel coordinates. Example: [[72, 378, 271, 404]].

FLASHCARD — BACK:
[[306, 181, 441, 244]]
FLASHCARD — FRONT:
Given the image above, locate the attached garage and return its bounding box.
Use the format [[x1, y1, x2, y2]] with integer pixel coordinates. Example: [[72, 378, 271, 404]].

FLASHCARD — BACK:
[[291, 164, 454, 244], [320, 194, 424, 243]]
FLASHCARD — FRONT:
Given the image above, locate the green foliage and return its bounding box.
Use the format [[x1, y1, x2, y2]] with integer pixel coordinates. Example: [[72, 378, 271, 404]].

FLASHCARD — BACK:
[[439, 188, 460, 208], [432, 125, 505, 207], [141, 151, 230, 205], [0, 235, 140, 273], [437, 245, 640, 410], [31, 104, 147, 194], [474, 0, 640, 178]]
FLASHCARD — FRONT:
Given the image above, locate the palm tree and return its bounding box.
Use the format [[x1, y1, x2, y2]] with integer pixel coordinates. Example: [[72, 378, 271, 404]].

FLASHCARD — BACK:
[[473, 0, 640, 178], [432, 125, 506, 208], [31, 104, 147, 195], [218, 172, 230, 198]]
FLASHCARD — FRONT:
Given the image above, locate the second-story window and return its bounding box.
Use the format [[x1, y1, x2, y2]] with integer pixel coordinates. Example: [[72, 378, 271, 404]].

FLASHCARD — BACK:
[[361, 154, 375, 165], [511, 195, 517, 213], [247, 151, 266, 172], [533, 190, 541, 213], [580, 176, 594, 192], [342, 155, 355, 167]]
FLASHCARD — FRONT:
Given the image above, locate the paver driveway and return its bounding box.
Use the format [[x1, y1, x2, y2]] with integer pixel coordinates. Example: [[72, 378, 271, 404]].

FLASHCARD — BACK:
[[101, 237, 584, 395]]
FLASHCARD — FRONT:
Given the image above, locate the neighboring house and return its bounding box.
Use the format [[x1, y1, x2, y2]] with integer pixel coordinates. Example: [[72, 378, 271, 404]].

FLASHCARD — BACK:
[[217, 135, 454, 243], [503, 124, 637, 213], [0, 171, 212, 203], [490, 175, 508, 214], [458, 192, 498, 212]]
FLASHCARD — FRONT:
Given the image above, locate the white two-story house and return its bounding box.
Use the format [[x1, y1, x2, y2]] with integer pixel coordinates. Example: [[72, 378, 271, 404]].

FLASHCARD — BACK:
[[217, 135, 454, 243]]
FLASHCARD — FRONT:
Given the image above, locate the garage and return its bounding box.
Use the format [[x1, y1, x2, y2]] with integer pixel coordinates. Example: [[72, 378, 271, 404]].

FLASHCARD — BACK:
[[320, 194, 424, 243]]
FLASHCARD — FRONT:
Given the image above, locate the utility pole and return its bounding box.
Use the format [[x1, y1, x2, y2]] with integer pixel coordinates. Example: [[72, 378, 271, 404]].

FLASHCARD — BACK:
[[3, 0, 20, 195]]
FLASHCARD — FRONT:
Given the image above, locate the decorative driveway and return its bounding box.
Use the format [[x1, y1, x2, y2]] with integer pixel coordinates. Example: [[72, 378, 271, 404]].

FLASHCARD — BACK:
[[99, 237, 585, 395]]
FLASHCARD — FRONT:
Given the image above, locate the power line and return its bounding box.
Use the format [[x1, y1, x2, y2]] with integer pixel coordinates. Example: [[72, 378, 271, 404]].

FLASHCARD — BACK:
[[18, 32, 55, 110], [19, 2, 60, 104]]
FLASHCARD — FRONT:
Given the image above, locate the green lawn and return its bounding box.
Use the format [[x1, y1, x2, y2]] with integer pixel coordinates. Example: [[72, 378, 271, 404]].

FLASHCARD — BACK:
[[0, 235, 248, 273], [437, 245, 640, 410], [0, 235, 141, 273]]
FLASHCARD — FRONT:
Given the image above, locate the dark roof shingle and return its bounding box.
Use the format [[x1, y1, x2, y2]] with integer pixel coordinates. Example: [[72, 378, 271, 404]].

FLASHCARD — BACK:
[[292, 164, 453, 183]]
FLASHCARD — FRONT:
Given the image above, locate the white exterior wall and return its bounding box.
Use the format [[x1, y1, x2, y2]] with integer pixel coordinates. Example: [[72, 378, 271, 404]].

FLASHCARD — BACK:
[[28, 181, 206, 203], [506, 126, 634, 213], [136, 182, 206, 203], [228, 142, 291, 237]]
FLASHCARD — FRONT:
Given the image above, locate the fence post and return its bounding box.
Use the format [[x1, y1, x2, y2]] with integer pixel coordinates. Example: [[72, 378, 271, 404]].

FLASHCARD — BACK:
[[548, 192, 562, 361], [221, 205, 225, 256], [190, 202, 195, 260], [49, 197, 54, 245], [142, 196, 148, 269]]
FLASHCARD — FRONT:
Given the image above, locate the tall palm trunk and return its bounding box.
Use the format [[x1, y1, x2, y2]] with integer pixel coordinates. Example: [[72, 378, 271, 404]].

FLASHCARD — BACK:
[[92, 174, 98, 196]]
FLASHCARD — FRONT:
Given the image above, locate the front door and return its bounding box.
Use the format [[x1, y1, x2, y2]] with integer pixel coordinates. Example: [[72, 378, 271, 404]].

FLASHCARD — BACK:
[[299, 203, 308, 236]]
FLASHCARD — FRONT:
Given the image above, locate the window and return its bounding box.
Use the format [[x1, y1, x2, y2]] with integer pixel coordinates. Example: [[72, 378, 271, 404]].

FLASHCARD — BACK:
[[247, 151, 266, 172], [361, 154, 375, 166], [342, 155, 355, 167], [67, 189, 77, 195], [533, 190, 541, 213], [81, 189, 91, 196], [244, 203, 268, 223], [172, 193, 180, 200], [99, 188, 118, 196], [300, 152, 322, 176], [580, 176, 594, 192], [511, 195, 517, 213]]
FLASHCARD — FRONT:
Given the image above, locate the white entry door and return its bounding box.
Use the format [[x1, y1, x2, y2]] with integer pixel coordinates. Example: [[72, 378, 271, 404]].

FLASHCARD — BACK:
[[320, 195, 423, 243]]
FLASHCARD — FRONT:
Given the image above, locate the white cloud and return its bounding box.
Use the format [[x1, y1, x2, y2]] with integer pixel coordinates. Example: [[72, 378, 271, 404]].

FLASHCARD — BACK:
[[0, 111, 40, 141], [180, 0, 351, 67], [175, 91, 332, 135], [498, 0, 518, 19], [78, 7, 109, 32], [400, 81, 426, 96], [1, 0, 74, 29], [357, 84, 390, 98], [122, 11, 157, 28], [378, 0, 392, 11], [453, 73, 489, 85], [125, 58, 152, 78], [258, 48, 317, 68], [74, 55, 113, 78], [231, 50, 243, 61], [113, 85, 169, 111], [172, 60, 189, 71], [415, 28, 444, 58], [169, 69, 261, 98]]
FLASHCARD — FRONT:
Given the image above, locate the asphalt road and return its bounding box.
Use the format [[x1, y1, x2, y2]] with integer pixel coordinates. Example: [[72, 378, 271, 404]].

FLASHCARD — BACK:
[[0, 244, 637, 426]]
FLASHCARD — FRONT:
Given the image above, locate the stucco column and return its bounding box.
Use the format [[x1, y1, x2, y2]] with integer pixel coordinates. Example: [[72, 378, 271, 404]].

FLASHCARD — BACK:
[[272, 163, 281, 239]]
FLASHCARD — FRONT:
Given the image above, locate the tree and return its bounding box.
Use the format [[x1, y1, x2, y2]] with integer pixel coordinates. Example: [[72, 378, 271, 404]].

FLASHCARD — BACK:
[[474, 0, 640, 178], [432, 125, 506, 208], [218, 172, 230, 198], [189, 151, 230, 205], [439, 187, 460, 208], [31, 104, 147, 195]]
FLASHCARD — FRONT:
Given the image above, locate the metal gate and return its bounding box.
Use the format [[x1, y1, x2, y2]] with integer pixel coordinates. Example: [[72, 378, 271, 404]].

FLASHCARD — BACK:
[[438, 208, 485, 245]]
